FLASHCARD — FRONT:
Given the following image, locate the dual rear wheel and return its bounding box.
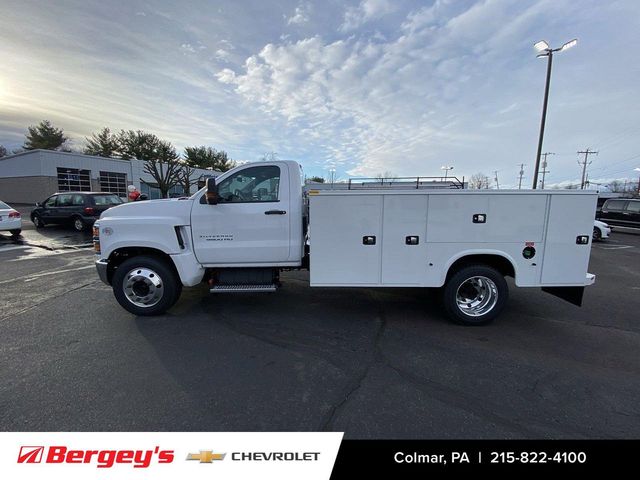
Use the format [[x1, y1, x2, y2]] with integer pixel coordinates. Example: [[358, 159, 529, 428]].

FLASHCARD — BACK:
[[442, 265, 508, 325]]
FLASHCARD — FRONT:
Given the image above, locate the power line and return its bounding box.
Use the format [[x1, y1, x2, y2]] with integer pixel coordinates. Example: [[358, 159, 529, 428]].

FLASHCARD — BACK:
[[588, 152, 640, 173], [577, 148, 598, 189]]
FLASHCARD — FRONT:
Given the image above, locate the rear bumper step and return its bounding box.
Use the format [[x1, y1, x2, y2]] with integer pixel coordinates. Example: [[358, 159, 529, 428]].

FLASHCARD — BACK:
[[210, 284, 277, 293]]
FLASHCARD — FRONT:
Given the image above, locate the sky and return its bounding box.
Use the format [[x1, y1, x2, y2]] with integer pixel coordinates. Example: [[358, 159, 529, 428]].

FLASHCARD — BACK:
[[1, 0, 639, 188]]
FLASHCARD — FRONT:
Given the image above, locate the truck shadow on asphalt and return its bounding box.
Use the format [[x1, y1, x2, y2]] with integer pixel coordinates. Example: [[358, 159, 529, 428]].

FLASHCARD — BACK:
[[130, 276, 454, 431]]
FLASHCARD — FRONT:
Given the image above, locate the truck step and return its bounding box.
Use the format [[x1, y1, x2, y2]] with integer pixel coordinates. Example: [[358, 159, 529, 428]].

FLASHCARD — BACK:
[[209, 284, 278, 293]]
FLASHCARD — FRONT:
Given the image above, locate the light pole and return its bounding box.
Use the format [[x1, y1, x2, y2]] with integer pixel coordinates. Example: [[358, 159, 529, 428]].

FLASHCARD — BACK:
[[441, 166, 453, 181], [532, 38, 577, 189], [635, 168, 640, 195], [329, 168, 336, 189]]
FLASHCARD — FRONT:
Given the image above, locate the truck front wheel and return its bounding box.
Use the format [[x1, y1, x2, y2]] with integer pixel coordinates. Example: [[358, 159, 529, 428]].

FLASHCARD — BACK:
[[443, 265, 508, 325], [112, 256, 181, 316]]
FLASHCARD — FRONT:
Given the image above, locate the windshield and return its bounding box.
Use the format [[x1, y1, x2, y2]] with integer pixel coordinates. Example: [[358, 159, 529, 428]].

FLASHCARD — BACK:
[[91, 194, 123, 205]]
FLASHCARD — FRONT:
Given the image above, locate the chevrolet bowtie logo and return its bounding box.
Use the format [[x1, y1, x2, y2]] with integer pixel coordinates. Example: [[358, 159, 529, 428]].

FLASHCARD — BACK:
[[186, 451, 226, 463]]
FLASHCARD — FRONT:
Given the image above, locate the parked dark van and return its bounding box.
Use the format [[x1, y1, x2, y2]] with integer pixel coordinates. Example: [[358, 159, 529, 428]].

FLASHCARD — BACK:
[[31, 192, 123, 232], [597, 198, 640, 228]]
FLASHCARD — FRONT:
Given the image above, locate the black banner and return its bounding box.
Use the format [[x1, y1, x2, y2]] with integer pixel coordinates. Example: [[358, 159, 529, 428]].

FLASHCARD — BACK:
[[330, 440, 638, 477]]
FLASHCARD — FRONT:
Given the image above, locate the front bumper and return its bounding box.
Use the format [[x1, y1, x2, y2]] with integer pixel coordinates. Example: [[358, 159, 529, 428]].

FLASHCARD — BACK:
[[95, 259, 110, 285]]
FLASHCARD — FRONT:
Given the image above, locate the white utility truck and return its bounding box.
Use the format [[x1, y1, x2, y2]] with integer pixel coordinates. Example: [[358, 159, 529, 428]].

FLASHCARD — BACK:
[[94, 160, 597, 325]]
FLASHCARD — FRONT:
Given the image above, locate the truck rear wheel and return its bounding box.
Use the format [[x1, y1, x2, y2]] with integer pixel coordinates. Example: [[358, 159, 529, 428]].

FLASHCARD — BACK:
[[112, 256, 181, 316], [443, 265, 508, 325]]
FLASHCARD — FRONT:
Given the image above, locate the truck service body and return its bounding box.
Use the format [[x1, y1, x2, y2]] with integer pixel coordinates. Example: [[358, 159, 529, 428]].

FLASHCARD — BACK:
[[94, 160, 597, 325]]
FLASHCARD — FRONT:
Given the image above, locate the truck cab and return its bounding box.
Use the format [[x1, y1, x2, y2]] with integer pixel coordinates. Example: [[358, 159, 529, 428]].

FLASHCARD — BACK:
[[190, 161, 304, 266]]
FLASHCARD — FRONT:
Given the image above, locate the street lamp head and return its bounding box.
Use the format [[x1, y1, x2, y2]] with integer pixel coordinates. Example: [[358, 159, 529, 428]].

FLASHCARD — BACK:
[[534, 40, 550, 52], [560, 38, 578, 51]]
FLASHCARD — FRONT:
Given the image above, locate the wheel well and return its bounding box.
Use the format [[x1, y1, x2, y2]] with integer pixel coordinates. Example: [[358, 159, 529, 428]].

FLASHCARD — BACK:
[[446, 254, 515, 281], [106, 247, 177, 283]]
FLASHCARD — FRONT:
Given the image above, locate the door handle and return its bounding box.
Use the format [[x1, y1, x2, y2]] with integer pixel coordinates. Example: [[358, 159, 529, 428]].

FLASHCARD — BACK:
[[265, 210, 287, 215]]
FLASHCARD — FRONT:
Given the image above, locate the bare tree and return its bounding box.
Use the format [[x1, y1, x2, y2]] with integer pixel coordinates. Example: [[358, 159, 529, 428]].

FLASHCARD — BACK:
[[140, 140, 181, 198], [261, 151, 279, 162], [469, 173, 491, 189], [0, 144, 7, 157], [176, 161, 200, 196], [375, 171, 397, 180]]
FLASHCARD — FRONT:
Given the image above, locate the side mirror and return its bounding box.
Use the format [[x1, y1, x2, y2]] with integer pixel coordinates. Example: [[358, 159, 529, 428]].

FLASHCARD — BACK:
[[206, 177, 219, 205]]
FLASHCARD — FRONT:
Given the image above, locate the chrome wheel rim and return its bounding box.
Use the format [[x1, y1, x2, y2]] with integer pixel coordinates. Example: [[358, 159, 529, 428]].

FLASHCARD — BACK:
[[122, 267, 164, 308], [455, 276, 498, 317], [74, 218, 84, 231]]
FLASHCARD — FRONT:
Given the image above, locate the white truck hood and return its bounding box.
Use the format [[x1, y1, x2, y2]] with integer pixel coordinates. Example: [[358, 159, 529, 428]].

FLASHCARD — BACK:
[[100, 198, 193, 224]]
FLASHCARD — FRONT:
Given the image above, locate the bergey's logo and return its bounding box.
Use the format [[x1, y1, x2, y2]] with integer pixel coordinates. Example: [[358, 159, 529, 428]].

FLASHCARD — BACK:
[[18, 446, 44, 463]]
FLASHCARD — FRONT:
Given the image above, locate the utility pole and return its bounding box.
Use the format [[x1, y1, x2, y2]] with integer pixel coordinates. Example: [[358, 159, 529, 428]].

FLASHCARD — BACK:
[[517, 164, 525, 189], [494, 170, 500, 190], [577, 148, 598, 189], [539, 152, 554, 189]]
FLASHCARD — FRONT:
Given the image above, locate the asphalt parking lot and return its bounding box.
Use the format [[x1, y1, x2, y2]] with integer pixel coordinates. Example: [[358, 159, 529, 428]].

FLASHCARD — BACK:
[[1, 221, 639, 438]]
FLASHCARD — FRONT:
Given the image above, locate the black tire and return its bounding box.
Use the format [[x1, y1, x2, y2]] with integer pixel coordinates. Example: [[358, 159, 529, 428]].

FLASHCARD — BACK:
[[112, 255, 182, 316], [443, 265, 508, 326], [32, 214, 45, 228], [72, 216, 87, 232], [10, 229, 21, 236], [592, 227, 601, 242]]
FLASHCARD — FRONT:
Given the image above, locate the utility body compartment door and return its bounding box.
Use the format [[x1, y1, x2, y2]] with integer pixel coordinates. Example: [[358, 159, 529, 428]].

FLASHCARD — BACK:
[[541, 194, 597, 285], [310, 195, 382, 285], [381, 195, 428, 284]]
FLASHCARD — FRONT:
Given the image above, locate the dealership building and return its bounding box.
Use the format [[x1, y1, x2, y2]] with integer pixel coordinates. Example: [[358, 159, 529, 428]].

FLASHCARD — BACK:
[[0, 149, 218, 204]]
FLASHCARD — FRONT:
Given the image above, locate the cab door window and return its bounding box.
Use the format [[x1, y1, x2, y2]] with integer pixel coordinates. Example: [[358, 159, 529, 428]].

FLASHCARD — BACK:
[[44, 196, 57, 208], [216, 166, 280, 203]]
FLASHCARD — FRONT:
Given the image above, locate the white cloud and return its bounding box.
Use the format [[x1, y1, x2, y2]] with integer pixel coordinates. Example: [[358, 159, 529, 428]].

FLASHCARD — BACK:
[[3, 0, 640, 181], [216, 68, 236, 83], [215, 48, 231, 61], [181, 43, 195, 53], [340, 0, 395, 32], [287, 2, 310, 25]]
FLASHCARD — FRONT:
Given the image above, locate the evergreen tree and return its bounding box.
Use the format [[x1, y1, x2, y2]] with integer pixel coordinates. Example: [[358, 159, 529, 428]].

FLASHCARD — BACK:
[[23, 120, 69, 151]]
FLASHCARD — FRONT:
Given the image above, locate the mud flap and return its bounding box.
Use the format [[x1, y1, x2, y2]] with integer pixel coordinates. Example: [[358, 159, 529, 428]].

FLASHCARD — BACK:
[[541, 286, 585, 307]]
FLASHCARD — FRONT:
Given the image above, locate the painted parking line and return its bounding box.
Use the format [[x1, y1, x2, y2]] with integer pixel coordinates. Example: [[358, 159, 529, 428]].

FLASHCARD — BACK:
[[0, 264, 95, 285], [594, 245, 634, 250], [0, 245, 29, 253]]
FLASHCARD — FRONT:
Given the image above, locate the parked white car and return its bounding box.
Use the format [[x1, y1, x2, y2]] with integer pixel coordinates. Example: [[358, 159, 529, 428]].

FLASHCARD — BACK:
[[593, 220, 611, 241], [0, 200, 22, 236]]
